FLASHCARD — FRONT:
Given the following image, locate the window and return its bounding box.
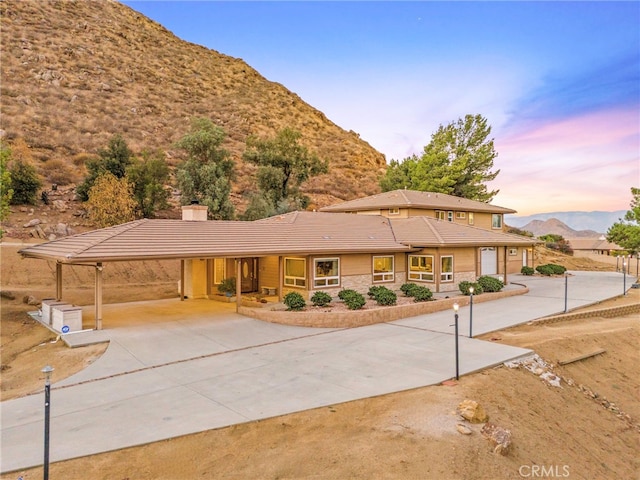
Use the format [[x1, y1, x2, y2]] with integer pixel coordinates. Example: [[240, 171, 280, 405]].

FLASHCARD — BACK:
[[284, 258, 306, 287], [388, 208, 400, 215], [455, 212, 466, 219], [408, 255, 434, 282], [492, 214, 503, 229], [373, 256, 394, 282], [213, 258, 226, 284], [447, 211, 454, 222], [314, 258, 339, 287], [436, 211, 445, 221], [509, 248, 518, 256], [441, 255, 453, 282], [468, 212, 474, 225]]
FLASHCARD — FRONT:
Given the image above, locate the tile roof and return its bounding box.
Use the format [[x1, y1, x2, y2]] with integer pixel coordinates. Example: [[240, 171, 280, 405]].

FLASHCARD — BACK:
[[319, 189, 516, 214], [390, 216, 537, 247], [18, 213, 413, 264]]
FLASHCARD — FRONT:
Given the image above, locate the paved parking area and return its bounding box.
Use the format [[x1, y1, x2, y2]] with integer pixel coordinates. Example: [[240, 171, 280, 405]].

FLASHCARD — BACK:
[[0, 271, 632, 473]]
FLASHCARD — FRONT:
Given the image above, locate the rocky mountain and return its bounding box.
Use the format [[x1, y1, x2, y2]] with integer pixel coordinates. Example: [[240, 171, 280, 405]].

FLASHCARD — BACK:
[[506, 210, 625, 234], [0, 0, 386, 211], [518, 218, 601, 238]]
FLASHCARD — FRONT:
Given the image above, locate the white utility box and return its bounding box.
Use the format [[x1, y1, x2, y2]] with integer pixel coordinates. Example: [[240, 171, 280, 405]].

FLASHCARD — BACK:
[[41, 299, 68, 325], [52, 305, 83, 333]]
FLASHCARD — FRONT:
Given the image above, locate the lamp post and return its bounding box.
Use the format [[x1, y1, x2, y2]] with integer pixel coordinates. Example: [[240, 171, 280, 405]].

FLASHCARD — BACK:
[[623, 261, 627, 296], [468, 286, 474, 338], [453, 303, 460, 380], [42, 365, 54, 480]]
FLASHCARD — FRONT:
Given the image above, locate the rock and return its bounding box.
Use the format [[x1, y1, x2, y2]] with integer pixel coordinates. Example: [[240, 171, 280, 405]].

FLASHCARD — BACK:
[[457, 400, 488, 423], [52, 199, 67, 212], [22, 295, 39, 305], [481, 422, 512, 455], [55, 223, 69, 236], [23, 218, 41, 228], [0, 290, 16, 300], [456, 423, 472, 435]]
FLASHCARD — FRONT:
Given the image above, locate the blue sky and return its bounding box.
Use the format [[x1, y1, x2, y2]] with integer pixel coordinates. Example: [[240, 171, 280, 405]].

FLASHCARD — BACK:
[[123, 1, 639, 215]]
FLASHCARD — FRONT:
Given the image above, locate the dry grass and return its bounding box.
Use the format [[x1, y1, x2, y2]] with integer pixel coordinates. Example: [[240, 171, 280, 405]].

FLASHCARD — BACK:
[[0, 0, 386, 212]]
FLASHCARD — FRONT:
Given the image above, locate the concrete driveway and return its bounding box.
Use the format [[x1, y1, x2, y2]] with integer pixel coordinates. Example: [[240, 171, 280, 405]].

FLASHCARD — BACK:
[[0, 270, 632, 473]]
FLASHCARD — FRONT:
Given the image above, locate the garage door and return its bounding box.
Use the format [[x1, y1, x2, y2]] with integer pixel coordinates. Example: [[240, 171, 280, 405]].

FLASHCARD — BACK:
[[481, 247, 497, 275]]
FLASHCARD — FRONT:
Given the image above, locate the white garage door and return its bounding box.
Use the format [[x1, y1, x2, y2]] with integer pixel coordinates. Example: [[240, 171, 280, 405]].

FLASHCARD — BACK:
[[481, 247, 497, 275]]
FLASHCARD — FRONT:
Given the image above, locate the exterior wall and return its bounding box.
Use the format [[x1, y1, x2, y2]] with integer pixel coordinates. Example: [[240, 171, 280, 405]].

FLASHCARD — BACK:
[[184, 259, 208, 299], [258, 256, 279, 293]]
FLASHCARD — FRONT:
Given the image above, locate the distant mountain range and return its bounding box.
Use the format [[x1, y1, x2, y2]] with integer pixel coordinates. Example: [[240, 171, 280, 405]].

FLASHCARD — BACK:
[[506, 211, 626, 234]]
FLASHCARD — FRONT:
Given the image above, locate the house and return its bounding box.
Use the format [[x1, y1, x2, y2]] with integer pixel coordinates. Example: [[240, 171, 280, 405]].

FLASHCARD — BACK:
[[567, 236, 621, 256], [18, 190, 538, 329]]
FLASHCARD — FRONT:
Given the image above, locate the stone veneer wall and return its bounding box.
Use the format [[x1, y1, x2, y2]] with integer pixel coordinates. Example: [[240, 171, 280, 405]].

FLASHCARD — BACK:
[[239, 285, 529, 328]]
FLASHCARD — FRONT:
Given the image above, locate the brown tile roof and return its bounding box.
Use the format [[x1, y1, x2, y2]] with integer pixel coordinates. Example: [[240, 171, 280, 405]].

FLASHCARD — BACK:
[[566, 237, 621, 251], [390, 217, 538, 247], [18, 213, 413, 264], [319, 189, 516, 214]]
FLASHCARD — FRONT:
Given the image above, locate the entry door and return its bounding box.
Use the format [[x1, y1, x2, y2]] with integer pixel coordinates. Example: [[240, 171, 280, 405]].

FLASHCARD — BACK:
[[240, 258, 258, 293], [481, 247, 497, 275], [522, 249, 528, 267]]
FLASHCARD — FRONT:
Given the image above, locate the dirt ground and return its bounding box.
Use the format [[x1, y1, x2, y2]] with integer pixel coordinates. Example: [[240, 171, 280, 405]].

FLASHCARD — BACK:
[[1, 241, 639, 480]]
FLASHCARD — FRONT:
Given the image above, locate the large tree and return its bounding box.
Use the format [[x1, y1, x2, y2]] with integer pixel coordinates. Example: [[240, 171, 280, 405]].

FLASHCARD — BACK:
[[127, 150, 170, 218], [607, 187, 640, 255], [380, 114, 500, 202], [77, 134, 133, 201], [175, 117, 235, 220], [243, 128, 328, 215], [86, 172, 137, 227]]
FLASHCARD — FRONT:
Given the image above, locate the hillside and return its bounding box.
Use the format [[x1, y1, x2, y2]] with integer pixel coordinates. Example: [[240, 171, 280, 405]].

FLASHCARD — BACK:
[[506, 210, 624, 234], [519, 218, 601, 238], [0, 0, 386, 211]]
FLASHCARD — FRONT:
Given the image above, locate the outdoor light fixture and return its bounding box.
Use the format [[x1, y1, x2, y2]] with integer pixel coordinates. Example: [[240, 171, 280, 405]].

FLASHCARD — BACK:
[[468, 286, 474, 338], [42, 365, 54, 480], [453, 303, 460, 381]]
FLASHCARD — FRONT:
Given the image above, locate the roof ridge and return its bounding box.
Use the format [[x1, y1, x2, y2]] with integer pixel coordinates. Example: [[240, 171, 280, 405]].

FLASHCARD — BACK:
[[421, 217, 445, 243], [67, 219, 148, 259]]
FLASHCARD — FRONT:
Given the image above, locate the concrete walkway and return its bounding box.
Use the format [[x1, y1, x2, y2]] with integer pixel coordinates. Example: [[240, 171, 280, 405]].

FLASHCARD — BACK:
[[0, 271, 633, 473]]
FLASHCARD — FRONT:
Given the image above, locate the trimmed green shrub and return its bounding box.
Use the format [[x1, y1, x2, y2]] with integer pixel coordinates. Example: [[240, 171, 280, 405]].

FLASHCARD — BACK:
[[338, 289, 366, 310], [283, 291, 306, 311], [367, 285, 386, 298], [458, 281, 483, 296], [372, 287, 397, 306], [411, 285, 433, 302], [521, 266, 535, 275], [311, 291, 332, 307], [477, 276, 504, 293], [400, 282, 419, 297], [536, 263, 566, 276]]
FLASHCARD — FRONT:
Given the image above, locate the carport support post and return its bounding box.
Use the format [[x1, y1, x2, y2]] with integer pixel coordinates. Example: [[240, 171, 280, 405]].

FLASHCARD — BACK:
[[55, 262, 62, 301], [564, 274, 568, 313], [95, 263, 103, 330], [236, 258, 242, 312]]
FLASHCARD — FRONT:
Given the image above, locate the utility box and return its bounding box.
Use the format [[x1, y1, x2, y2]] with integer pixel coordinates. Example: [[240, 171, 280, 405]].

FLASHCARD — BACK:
[[41, 299, 68, 325], [52, 305, 83, 333]]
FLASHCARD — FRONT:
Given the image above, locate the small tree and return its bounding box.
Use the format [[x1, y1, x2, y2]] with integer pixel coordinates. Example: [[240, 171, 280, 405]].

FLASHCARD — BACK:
[[77, 134, 133, 201], [607, 187, 640, 256], [127, 150, 170, 218], [86, 172, 137, 227], [0, 144, 14, 225], [8, 158, 41, 205]]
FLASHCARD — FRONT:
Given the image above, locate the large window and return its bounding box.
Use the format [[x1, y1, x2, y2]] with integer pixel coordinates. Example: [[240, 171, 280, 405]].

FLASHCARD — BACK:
[[408, 255, 434, 282], [441, 255, 453, 282], [284, 257, 306, 287], [492, 214, 503, 229], [373, 256, 394, 282], [213, 258, 226, 284], [314, 258, 340, 287], [436, 211, 445, 221]]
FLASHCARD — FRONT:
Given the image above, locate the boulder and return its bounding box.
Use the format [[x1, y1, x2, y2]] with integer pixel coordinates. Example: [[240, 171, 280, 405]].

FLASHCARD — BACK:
[[481, 422, 512, 455], [52, 200, 67, 211], [0, 290, 16, 300], [22, 295, 39, 306], [457, 400, 488, 423], [456, 423, 472, 435], [23, 218, 41, 228]]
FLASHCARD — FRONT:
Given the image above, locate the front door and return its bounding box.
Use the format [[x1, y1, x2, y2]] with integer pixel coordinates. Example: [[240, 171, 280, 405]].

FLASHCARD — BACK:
[[240, 258, 258, 293]]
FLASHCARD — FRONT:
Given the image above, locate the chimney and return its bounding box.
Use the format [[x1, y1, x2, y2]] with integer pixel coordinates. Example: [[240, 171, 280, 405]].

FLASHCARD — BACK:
[[182, 201, 208, 221]]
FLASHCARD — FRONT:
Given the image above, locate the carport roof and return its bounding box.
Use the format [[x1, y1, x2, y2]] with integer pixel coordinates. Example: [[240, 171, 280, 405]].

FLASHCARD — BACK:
[[18, 212, 413, 264]]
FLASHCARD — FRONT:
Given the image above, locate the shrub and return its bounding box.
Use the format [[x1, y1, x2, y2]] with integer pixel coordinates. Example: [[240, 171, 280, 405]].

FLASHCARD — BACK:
[[283, 291, 306, 311], [9, 159, 42, 205], [459, 281, 483, 295], [217, 277, 236, 295], [477, 276, 504, 293], [372, 287, 397, 306], [521, 266, 535, 275], [400, 282, 419, 297], [311, 291, 332, 307], [411, 285, 433, 302], [367, 285, 386, 298], [338, 289, 366, 310], [536, 263, 566, 276]]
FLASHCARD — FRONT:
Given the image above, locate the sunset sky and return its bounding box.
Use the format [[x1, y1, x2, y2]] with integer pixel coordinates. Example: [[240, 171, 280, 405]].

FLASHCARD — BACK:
[[123, 1, 639, 215]]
